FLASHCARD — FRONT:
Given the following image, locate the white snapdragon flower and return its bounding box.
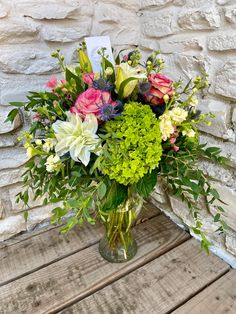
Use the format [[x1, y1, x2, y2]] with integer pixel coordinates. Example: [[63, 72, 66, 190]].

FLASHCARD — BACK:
[[52, 112, 100, 166], [182, 129, 196, 138], [46, 155, 62, 172], [159, 114, 175, 141], [168, 107, 188, 124], [42, 138, 57, 153], [35, 139, 42, 146], [189, 96, 198, 107]]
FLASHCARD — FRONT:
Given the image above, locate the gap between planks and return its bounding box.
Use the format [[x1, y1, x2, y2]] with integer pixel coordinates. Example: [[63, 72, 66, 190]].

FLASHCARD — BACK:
[[0, 214, 189, 314], [0, 201, 159, 287]]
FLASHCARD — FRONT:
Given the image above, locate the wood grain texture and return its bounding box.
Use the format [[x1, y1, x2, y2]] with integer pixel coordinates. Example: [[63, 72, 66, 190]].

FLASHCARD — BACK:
[[172, 270, 236, 314], [0, 214, 188, 314], [59, 239, 229, 314], [0, 201, 159, 286]]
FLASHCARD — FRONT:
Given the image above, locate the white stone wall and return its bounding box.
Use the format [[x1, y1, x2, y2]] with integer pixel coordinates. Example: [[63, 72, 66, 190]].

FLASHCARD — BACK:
[[0, 0, 235, 264]]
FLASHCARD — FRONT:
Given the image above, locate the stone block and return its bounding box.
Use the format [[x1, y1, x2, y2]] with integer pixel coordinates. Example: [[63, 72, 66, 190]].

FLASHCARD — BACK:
[[184, 0, 214, 7], [172, 54, 210, 80], [26, 203, 58, 231], [226, 234, 236, 256], [0, 46, 59, 75], [15, 1, 80, 20], [159, 37, 203, 54], [198, 160, 236, 189], [140, 0, 174, 9], [0, 19, 39, 44], [197, 99, 232, 140], [178, 8, 221, 30], [0, 148, 28, 171], [208, 33, 236, 51], [151, 184, 167, 204], [0, 215, 26, 241], [0, 135, 17, 148], [41, 19, 91, 42], [0, 202, 60, 241], [0, 2, 8, 18], [0, 106, 22, 134], [215, 61, 236, 100], [102, 0, 138, 10], [92, 3, 140, 45], [0, 168, 25, 188], [141, 11, 176, 38], [218, 0, 235, 6], [232, 108, 236, 129], [224, 6, 236, 24], [0, 76, 49, 104]]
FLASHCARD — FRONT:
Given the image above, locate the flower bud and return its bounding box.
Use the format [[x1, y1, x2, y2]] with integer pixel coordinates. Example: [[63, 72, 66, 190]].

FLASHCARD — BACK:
[[163, 94, 169, 103], [105, 67, 113, 76], [78, 49, 92, 73], [35, 139, 42, 146]]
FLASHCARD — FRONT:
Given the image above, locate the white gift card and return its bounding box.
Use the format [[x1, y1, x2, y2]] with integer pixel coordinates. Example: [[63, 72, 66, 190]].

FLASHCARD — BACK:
[[85, 36, 114, 73]]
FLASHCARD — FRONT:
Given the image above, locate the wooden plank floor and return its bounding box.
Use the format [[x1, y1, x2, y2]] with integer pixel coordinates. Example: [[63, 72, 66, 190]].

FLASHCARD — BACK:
[[0, 202, 234, 314]]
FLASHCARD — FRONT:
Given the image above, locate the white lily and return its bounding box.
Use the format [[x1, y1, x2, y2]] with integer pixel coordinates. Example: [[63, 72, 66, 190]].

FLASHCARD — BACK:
[[115, 63, 147, 97], [52, 112, 100, 166]]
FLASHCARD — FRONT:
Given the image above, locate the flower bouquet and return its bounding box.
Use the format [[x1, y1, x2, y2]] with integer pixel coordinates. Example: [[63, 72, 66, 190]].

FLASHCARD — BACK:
[[7, 40, 228, 262]]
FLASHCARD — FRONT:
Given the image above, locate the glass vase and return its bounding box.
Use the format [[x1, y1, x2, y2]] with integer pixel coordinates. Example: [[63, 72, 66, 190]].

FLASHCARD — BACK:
[[99, 191, 143, 263]]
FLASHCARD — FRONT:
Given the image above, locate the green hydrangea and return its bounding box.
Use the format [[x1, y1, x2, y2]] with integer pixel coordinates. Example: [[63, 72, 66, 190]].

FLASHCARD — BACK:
[[100, 102, 163, 185]]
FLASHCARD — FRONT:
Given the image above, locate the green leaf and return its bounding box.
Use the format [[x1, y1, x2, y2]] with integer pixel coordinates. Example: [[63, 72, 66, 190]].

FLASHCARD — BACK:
[[66, 199, 79, 208], [209, 188, 220, 200], [65, 68, 83, 93], [97, 182, 107, 200], [214, 213, 221, 222], [4, 108, 19, 123], [101, 181, 128, 212], [60, 217, 78, 234], [136, 169, 158, 197], [118, 77, 138, 99], [9, 101, 25, 107]]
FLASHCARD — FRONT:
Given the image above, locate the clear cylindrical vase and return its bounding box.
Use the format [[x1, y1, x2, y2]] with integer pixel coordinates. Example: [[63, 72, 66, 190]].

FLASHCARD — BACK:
[[99, 191, 143, 263]]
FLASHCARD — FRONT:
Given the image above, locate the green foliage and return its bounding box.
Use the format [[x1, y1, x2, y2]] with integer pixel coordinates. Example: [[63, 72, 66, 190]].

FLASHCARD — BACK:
[[135, 169, 158, 197], [101, 180, 128, 212], [159, 139, 229, 250], [98, 102, 163, 185]]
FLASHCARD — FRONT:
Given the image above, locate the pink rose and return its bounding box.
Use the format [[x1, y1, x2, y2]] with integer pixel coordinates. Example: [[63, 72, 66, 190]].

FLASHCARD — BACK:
[[82, 73, 95, 86], [46, 76, 65, 89], [70, 87, 116, 119], [144, 73, 173, 105]]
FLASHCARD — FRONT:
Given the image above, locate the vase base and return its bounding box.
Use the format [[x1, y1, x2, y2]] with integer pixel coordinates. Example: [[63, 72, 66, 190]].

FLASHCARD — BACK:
[[99, 238, 137, 263]]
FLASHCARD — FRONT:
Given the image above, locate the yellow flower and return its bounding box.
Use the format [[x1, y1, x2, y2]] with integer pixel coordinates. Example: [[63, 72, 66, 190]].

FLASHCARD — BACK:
[[168, 107, 188, 124], [159, 114, 175, 141], [115, 63, 146, 98]]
